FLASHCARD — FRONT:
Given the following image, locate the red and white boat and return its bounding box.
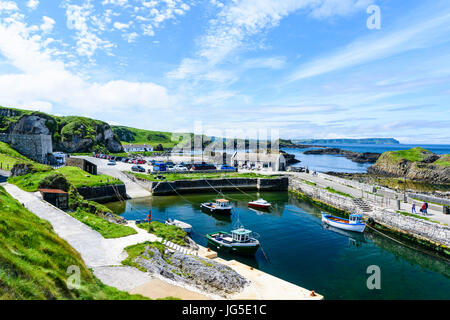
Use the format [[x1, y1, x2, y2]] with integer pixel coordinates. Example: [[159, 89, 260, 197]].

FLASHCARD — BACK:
[[248, 199, 271, 209]]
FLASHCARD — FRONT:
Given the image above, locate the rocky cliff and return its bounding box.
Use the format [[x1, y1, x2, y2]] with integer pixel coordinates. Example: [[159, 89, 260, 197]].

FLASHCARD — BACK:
[[367, 148, 450, 183], [0, 106, 123, 153]]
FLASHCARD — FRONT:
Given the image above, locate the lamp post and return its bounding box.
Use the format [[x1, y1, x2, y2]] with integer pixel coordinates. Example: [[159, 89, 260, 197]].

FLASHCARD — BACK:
[[403, 162, 407, 203]]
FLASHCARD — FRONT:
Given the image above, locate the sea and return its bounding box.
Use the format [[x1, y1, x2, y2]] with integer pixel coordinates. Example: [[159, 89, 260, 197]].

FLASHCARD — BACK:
[[283, 143, 450, 173]]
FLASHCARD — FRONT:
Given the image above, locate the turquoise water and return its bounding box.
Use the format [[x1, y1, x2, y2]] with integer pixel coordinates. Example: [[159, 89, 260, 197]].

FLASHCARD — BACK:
[[106, 191, 450, 300], [283, 143, 450, 173]]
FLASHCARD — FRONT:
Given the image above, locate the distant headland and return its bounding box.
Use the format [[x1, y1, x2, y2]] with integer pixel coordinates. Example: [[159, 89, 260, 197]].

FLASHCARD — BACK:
[[292, 138, 400, 145]]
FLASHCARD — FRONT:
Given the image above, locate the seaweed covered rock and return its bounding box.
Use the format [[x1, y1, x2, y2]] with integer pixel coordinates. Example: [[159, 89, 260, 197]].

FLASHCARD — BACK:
[[134, 247, 249, 296]]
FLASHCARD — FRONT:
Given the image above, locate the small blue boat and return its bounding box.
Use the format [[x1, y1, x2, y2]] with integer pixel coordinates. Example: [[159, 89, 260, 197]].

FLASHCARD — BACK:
[[321, 213, 366, 233]]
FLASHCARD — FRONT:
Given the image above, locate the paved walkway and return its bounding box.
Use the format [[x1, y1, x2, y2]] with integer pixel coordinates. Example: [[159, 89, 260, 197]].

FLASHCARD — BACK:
[[74, 156, 151, 199]]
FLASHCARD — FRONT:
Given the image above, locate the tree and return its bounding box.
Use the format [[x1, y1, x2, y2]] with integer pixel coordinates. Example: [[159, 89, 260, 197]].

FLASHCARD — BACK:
[[154, 144, 164, 152]]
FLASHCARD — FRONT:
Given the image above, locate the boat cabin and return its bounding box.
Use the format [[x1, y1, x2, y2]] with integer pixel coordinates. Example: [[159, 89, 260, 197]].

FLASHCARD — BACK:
[[349, 214, 363, 224], [215, 199, 230, 208], [231, 228, 252, 243]]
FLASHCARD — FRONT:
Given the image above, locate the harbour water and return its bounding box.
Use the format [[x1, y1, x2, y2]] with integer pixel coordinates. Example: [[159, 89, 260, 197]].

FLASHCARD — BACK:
[[106, 191, 450, 300], [283, 143, 450, 173]]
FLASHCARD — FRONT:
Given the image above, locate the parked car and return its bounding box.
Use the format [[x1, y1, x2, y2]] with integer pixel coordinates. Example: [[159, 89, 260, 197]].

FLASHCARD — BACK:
[[131, 165, 146, 172], [173, 164, 188, 171], [137, 159, 146, 164], [220, 165, 236, 171], [108, 160, 116, 166]]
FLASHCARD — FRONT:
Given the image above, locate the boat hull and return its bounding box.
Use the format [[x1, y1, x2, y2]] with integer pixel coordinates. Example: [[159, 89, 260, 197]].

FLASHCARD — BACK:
[[201, 204, 232, 215], [322, 214, 366, 233], [206, 234, 259, 255], [248, 203, 271, 210]]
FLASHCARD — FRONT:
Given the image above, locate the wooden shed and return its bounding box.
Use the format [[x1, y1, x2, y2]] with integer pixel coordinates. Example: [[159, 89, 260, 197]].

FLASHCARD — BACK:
[[39, 189, 69, 210]]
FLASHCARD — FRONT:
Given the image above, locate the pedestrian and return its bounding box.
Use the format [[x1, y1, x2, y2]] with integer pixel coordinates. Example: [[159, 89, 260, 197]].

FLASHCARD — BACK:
[[412, 203, 416, 213], [421, 203, 427, 215], [424, 202, 429, 215]]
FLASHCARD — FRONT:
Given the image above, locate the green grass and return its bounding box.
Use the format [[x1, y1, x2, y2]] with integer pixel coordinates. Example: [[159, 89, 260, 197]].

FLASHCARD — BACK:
[[137, 221, 187, 246], [0, 186, 146, 300], [128, 171, 280, 182], [121, 241, 166, 272], [434, 155, 450, 167], [0, 142, 52, 172], [325, 187, 354, 198], [112, 125, 181, 148], [8, 166, 121, 192], [302, 179, 317, 186], [68, 208, 137, 239], [386, 147, 431, 163], [396, 211, 441, 224]]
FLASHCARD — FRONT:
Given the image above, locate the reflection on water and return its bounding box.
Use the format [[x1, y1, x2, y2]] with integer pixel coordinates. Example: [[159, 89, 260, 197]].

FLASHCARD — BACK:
[[105, 191, 450, 299]]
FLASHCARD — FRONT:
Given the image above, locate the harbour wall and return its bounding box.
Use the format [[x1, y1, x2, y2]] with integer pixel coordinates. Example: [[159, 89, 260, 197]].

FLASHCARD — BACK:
[[76, 184, 128, 203], [289, 177, 450, 254], [124, 173, 289, 195]]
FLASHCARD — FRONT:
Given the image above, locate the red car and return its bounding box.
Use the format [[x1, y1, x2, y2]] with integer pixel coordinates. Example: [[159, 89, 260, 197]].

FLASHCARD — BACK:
[[137, 160, 146, 164]]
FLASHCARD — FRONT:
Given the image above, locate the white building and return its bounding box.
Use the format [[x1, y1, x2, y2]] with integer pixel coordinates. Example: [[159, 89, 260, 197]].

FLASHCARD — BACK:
[[230, 152, 287, 172], [123, 144, 153, 153]]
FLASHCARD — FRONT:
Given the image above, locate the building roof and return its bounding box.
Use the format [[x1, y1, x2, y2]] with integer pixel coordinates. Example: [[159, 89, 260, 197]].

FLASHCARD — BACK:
[[39, 189, 68, 194], [231, 152, 284, 162]]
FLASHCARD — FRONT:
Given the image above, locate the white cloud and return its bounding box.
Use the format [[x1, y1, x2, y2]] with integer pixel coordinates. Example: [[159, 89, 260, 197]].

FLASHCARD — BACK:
[[40, 16, 55, 33], [0, 1, 18, 11], [288, 11, 450, 82], [169, 0, 373, 81], [65, 2, 114, 58], [113, 21, 130, 30], [0, 11, 175, 116], [26, 0, 39, 10]]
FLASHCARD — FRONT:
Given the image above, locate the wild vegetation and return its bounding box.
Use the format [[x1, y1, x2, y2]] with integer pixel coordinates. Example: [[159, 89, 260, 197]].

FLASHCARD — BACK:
[[137, 221, 187, 246], [0, 186, 145, 300], [0, 106, 122, 153], [8, 166, 121, 192]]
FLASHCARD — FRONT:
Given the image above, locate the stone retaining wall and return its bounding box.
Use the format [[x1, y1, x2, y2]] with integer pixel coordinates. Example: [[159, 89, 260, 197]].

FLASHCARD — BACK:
[[0, 133, 53, 163], [289, 176, 450, 249], [125, 173, 288, 195], [76, 184, 127, 202]]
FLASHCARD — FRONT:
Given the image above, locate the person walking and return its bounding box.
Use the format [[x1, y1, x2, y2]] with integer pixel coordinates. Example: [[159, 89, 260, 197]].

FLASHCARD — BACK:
[[421, 203, 427, 215], [412, 203, 416, 213], [424, 202, 429, 215]]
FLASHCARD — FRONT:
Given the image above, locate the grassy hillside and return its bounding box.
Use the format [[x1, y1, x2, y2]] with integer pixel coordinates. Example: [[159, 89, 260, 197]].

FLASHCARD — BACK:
[[8, 166, 121, 192], [112, 125, 181, 148], [384, 147, 449, 167], [0, 106, 122, 153], [0, 141, 52, 172], [0, 186, 145, 300]]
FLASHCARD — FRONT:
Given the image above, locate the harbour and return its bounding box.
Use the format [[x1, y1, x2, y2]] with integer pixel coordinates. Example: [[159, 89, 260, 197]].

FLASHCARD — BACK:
[[105, 190, 450, 300]]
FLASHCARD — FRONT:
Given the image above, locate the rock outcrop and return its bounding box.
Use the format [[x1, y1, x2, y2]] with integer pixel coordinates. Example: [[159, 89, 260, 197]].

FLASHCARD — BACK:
[[304, 148, 380, 163], [0, 107, 123, 153], [134, 246, 249, 297], [367, 148, 450, 183]]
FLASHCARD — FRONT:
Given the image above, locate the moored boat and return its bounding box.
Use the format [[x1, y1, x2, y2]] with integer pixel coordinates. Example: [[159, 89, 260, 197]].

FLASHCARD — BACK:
[[165, 218, 192, 233], [321, 213, 366, 233], [201, 199, 232, 215], [248, 198, 271, 209], [206, 228, 260, 255]]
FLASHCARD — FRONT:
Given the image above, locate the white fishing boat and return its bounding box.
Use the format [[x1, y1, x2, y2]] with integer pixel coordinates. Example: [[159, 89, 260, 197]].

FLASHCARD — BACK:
[[321, 213, 366, 233], [165, 218, 192, 233], [201, 199, 232, 215]]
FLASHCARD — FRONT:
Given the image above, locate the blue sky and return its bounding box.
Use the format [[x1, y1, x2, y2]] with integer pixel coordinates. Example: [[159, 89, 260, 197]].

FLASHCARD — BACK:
[[0, 0, 449, 143]]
